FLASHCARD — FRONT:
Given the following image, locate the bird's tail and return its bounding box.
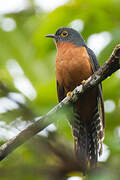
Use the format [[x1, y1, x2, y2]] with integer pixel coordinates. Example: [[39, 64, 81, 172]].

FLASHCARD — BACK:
[[72, 105, 104, 169]]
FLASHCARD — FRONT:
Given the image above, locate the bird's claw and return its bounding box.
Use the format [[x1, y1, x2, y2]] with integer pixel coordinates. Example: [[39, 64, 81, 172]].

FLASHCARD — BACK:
[[81, 80, 86, 84], [67, 91, 72, 97]]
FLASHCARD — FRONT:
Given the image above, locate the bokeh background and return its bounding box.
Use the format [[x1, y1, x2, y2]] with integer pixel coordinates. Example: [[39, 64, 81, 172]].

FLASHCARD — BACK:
[[0, 0, 120, 179]]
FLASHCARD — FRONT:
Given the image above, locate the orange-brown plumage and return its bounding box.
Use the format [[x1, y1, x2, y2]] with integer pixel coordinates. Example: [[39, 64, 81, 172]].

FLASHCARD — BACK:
[[56, 42, 93, 91], [56, 41, 98, 123]]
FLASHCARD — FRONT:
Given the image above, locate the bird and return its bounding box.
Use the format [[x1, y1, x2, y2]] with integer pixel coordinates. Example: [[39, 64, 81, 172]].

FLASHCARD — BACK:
[[46, 27, 105, 169]]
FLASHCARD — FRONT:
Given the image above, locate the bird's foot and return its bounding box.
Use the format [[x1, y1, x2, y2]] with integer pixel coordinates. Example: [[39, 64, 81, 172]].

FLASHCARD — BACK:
[[67, 91, 72, 97], [81, 80, 86, 84]]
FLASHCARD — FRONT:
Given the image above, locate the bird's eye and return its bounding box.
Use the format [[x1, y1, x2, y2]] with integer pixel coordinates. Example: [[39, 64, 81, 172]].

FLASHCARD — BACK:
[[61, 31, 68, 37]]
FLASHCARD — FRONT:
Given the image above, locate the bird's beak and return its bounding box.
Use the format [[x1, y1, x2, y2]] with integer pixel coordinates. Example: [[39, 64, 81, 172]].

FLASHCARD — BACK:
[[45, 34, 56, 39]]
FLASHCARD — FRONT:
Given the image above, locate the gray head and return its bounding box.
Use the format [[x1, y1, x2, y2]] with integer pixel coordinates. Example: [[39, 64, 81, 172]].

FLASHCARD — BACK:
[[46, 27, 85, 46]]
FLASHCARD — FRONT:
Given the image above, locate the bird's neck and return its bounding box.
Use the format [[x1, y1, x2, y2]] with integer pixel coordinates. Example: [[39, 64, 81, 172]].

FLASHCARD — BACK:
[[56, 42, 77, 56]]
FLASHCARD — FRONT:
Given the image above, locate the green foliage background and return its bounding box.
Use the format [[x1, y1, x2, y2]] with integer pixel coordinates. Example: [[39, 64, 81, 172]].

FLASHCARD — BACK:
[[0, 0, 120, 179]]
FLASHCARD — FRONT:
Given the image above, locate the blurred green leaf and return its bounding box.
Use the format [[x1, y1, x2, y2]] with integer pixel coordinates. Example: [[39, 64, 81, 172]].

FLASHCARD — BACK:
[[0, 0, 120, 179]]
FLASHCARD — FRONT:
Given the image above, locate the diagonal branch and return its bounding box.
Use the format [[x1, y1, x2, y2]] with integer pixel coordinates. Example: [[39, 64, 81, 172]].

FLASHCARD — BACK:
[[0, 44, 120, 161]]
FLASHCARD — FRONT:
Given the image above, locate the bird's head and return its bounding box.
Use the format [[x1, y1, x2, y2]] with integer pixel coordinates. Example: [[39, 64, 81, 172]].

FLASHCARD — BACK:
[[45, 27, 85, 46]]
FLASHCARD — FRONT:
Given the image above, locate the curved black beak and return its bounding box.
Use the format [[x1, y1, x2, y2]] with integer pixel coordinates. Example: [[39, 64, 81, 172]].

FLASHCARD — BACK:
[[45, 34, 56, 38]]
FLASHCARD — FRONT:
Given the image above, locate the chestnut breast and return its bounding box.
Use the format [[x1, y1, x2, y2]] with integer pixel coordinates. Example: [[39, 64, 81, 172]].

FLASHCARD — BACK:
[[56, 42, 93, 92]]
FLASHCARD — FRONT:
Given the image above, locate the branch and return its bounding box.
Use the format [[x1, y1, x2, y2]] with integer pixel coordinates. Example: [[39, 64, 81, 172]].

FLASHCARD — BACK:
[[0, 44, 120, 161]]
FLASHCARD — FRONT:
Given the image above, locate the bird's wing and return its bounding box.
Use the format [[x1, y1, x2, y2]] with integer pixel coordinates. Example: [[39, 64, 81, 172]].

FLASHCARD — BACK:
[[56, 80, 66, 102], [86, 47, 105, 129], [86, 47, 100, 71]]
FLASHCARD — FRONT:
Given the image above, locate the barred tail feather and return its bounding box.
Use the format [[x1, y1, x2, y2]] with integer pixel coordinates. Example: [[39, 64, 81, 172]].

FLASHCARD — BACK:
[[72, 105, 104, 169], [72, 109, 88, 168]]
